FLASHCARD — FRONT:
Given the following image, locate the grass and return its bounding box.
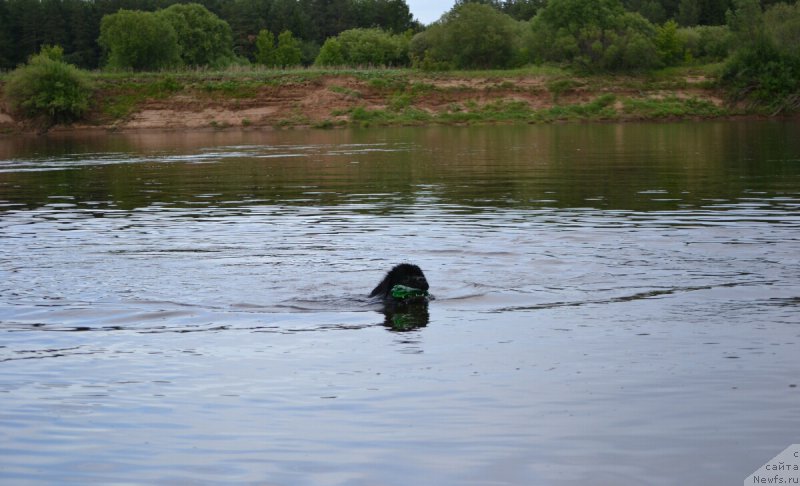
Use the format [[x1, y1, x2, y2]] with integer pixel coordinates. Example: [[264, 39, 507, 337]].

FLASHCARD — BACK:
[[199, 80, 258, 98], [622, 96, 725, 118], [348, 96, 616, 126], [328, 85, 362, 98], [546, 78, 585, 102], [96, 75, 184, 119], [343, 92, 729, 127], [35, 63, 740, 128]]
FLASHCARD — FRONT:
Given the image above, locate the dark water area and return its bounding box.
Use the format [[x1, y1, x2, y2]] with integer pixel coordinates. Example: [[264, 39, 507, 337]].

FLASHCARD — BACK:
[[1, 122, 799, 485]]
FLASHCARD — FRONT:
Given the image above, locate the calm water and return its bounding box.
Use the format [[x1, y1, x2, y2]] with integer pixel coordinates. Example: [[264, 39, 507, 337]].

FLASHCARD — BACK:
[[1, 122, 799, 485]]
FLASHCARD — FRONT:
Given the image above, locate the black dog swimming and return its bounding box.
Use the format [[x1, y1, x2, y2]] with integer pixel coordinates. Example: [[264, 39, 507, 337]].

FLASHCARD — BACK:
[[370, 263, 431, 331], [369, 263, 430, 302]]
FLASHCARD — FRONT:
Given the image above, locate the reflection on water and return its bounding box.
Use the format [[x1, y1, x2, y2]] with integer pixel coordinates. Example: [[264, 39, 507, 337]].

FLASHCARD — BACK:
[[1, 122, 799, 485], [381, 300, 430, 332]]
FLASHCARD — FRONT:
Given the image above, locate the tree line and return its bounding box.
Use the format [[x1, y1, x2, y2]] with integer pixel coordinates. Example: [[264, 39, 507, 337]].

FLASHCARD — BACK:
[[0, 0, 417, 69], [2, 0, 794, 71], [3, 0, 800, 126]]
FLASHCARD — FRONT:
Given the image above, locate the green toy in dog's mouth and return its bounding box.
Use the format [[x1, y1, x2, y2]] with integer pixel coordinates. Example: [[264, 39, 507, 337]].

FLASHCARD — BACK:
[[390, 285, 429, 300]]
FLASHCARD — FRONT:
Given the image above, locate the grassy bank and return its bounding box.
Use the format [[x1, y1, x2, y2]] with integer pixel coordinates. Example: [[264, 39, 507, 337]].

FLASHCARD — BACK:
[[0, 64, 764, 132]]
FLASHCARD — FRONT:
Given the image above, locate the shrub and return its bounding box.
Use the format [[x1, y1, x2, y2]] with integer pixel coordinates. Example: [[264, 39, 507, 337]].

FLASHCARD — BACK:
[[4, 49, 93, 125]]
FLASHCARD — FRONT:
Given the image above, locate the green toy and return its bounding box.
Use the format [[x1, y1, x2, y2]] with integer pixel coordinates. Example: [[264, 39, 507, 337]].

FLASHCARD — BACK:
[[390, 285, 429, 300]]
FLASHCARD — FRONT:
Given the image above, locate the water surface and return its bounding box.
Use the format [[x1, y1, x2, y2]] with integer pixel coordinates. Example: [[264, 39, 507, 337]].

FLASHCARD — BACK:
[[1, 122, 799, 485]]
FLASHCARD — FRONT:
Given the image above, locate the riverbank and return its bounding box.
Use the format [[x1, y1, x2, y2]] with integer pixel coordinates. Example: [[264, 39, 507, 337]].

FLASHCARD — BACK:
[[0, 65, 774, 132]]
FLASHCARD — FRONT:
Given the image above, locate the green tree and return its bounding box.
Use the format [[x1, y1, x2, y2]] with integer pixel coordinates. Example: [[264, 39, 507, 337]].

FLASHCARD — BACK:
[[722, 0, 800, 113], [537, 0, 625, 34], [98, 9, 181, 70], [220, 0, 271, 59], [501, 0, 546, 21], [38, 43, 64, 61], [315, 37, 346, 65], [530, 0, 662, 71], [268, 0, 313, 40], [454, 0, 545, 21], [354, 0, 414, 33], [39, 0, 69, 53], [677, 25, 731, 62], [678, 0, 733, 26], [764, 2, 800, 57], [656, 19, 684, 65], [255, 29, 276, 65], [4, 47, 93, 125], [410, 3, 525, 69], [274, 30, 302, 67], [0, 0, 15, 68], [6, 0, 45, 67], [315, 27, 408, 66], [156, 3, 234, 67], [306, 0, 355, 42], [726, 0, 763, 41], [624, 0, 668, 23], [446, 3, 523, 68], [64, 0, 101, 68]]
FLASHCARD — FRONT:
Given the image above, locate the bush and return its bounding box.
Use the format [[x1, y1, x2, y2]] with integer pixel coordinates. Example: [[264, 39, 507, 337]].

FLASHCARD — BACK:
[[4, 49, 93, 125], [315, 28, 409, 67], [98, 10, 181, 70]]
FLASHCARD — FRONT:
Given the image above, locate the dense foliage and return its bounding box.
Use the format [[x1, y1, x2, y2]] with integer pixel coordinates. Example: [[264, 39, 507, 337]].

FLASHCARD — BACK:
[[156, 3, 235, 68], [722, 0, 800, 112], [256, 29, 303, 68], [452, 0, 547, 20], [98, 9, 182, 70], [410, 3, 528, 70], [0, 0, 417, 69], [1, 0, 798, 113], [4, 46, 92, 124], [530, 0, 662, 71], [0, 0, 785, 71], [316, 28, 409, 67]]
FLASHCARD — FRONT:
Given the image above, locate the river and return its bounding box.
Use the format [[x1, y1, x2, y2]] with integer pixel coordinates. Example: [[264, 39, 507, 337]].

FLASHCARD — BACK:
[[1, 122, 799, 485]]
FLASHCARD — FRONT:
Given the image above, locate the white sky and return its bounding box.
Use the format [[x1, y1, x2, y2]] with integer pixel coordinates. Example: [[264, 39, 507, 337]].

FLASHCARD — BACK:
[[406, 0, 454, 25]]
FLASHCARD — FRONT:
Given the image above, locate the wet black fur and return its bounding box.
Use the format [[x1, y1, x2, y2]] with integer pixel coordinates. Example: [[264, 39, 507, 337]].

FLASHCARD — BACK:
[[369, 263, 430, 301], [370, 263, 431, 331]]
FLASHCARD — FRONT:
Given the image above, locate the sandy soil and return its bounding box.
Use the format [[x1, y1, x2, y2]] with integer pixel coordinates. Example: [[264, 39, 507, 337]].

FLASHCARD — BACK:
[[0, 74, 730, 132]]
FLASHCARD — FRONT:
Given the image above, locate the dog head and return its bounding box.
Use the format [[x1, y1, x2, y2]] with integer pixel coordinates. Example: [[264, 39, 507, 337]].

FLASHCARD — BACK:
[[369, 263, 430, 299]]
